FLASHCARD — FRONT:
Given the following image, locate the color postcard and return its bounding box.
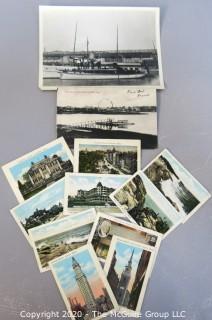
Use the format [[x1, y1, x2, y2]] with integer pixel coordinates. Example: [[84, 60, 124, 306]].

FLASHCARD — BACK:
[[49, 245, 119, 320], [2, 137, 74, 202], [143, 149, 211, 222], [64, 173, 130, 217], [57, 87, 158, 151], [29, 209, 96, 272], [110, 171, 185, 236], [74, 138, 141, 175], [88, 212, 161, 263], [104, 236, 155, 315], [39, 6, 164, 90], [10, 178, 66, 244]]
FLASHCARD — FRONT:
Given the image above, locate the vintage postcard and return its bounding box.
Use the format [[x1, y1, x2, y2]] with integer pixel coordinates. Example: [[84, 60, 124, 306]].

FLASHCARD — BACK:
[[110, 171, 185, 236], [74, 138, 141, 175], [104, 236, 155, 315], [143, 149, 211, 222], [39, 6, 164, 90], [49, 245, 119, 320], [2, 137, 74, 202], [29, 209, 96, 272], [10, 179, 66, 244], [64, 173, 130, 217], [88, 213, 161, 263], [57, 87, 157, 151]]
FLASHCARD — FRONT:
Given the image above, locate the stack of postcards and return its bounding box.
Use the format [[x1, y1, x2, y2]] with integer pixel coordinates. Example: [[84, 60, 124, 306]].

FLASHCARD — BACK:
[[2, 6, 210, 319]]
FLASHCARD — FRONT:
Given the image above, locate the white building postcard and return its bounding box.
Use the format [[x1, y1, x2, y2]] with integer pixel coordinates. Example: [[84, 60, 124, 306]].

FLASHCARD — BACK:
[[74, 138, 141, 175], [2, 137, 74, 202], [29, 209, 96, 272], [50, 245, 119, 320], [64, 173, 130, 217], [104, 236, 155, 315], [57, 87, 157, 151], [39, 6, 164, 90]]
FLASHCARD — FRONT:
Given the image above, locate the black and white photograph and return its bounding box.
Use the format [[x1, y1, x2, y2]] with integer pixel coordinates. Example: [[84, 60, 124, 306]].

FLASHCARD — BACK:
[[57, 87, 157, 150], [74, 139, 141, 175], [39, 6, 164, 90]]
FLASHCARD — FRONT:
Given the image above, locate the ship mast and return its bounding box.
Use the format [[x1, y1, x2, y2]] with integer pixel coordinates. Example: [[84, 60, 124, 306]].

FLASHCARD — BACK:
[[116, 25, 119, 62], [73, 22, 78, 56], [86, 37, 89, 58]]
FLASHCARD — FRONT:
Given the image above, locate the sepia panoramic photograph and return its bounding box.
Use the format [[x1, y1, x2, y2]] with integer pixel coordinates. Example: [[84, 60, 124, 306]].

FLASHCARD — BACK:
[[74, 139, 141, 175], [2, 138, 73, 202], [104, 237, 153, 313], [65, 173, 130, 217], [39, 6, 164, 89], [144, 149, 211, 220], [57, 87, 157, 150], [50, 246, 117, 320], [11, 179, 65, 244], [90, 214, 158, 262], [110, 172, 184, 235]]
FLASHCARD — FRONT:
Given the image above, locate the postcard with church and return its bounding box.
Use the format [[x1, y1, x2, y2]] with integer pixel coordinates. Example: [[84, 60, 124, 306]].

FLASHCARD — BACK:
[[57, 87, 157, 151], [143, 149, 211, 223], [64, 173, 130, 218], [2, 137, 74, 203], [39, 6, 164, 90], [29, 209, 96, 272], [49, 245, 119, 320], [104, 236, 155, 315], [74, 139, 141, 175], [88, 212, 161, 265], [10, 178, 66, 245]]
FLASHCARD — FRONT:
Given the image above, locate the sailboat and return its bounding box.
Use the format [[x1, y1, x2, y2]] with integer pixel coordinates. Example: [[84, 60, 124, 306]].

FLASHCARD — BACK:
[[60, 25, 148, 81]]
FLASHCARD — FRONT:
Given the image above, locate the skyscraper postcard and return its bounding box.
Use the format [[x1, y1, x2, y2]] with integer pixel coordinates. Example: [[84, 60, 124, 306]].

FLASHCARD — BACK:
[[49, 245, 118, 320], [10, 178, 66, 245], [39, 6, 164, 90], [110, 171, 185, 237], [2, 137, 74, 202], [74, 138, 141, 175], [143, 149, 211, 222], [57, 87, 157, 151], [104, 236, 154, 315], [88, 213, 161, 264], [29, 211, 96, 272], [64, 173, 130, 217]]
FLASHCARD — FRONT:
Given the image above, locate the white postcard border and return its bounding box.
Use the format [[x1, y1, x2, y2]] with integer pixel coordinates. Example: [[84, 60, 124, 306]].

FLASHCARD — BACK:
[[73, 138, 141, 174], [49, 244, 119, 319]]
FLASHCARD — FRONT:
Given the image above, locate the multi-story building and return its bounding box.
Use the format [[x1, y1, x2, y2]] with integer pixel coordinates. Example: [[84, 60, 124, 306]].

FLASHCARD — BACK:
[[70, 182, 114, 206], [116, 250, 134, 306], [106, 148, 137, 174], [18, 154, 72, 198], [72, 257, 96, 319]]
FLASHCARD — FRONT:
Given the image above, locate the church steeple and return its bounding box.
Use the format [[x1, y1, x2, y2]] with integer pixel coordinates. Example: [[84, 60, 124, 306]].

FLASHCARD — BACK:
[[128, 249, 134, 268]]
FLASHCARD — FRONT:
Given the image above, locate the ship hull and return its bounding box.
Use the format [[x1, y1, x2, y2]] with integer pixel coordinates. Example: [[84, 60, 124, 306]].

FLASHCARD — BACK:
[[60, 72, 147, 80]]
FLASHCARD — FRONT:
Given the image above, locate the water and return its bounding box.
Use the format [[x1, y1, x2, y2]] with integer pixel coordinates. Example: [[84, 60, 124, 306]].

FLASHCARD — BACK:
[[44, 77, 160, 87], [57, 112, 157, 135]]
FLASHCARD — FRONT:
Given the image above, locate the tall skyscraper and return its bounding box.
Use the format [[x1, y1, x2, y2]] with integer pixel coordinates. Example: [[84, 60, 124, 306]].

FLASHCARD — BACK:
[[72, 257, 96, 317], [116, 249, 134, 306]]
